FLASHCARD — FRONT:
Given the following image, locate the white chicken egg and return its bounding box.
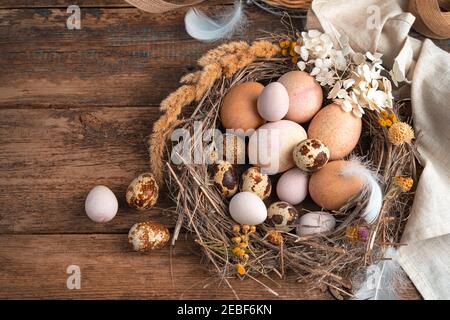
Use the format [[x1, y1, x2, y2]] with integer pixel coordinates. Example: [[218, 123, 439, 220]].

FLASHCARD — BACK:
[[85, 185, 118, 223], [229, 192, 267, 225]]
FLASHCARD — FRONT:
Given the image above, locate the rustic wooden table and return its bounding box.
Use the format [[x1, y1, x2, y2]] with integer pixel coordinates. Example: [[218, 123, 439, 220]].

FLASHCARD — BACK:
[[0, 0, 442, 300]]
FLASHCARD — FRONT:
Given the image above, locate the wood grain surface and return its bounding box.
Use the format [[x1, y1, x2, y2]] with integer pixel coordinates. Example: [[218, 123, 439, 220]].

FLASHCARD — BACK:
[[0, 0, 428, 300]]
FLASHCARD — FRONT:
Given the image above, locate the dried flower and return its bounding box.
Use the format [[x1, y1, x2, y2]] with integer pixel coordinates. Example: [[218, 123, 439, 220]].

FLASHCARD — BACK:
[[242, 225, 251, 234], [232, 246, 242, 256], [235, 263, 246, 275], [232, 225, 240, 234], [231, 236, 241, 244], [280, 39, 299, 63], [346, 225, 370, 241], [250, 225, 256, 233], [378, 110, 398, 127], [394, 176, 414, 192], [388, 122, 415, 145], [266, 230, 283, 245], [239, 242, 248, 249]]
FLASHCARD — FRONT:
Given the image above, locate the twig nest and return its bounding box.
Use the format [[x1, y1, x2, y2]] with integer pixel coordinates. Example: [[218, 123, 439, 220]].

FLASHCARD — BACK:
[[296, 212, 336, 236], [128, 221, 170, 252], [267, 201, 299, 232], [212, 161, 238, 198], [240, 167, 272, 200], [229, 192, 267, 225], [85, 185, 118, 223], [309, 160, 364, 210], [293, 139, 330, 172], [388, 122, 414, 146], [126, 173, 159, 210]]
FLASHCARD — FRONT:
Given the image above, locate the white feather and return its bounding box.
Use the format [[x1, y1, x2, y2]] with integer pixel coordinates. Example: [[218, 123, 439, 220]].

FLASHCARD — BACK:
[[353, 248, 408, 300], [341, 158, 383, 224], [184, 1, 245, 42]]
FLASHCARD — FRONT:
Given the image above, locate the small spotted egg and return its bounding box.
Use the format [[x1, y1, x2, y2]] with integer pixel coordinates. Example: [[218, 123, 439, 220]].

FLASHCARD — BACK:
[[126, 173, 159, 210], [212, 161, 238, 198], [240, 167, 272, 200], [221, 133, 246, 164], [267, 201, 299, 232], [293, 139, 330, 172], [128, 221, 170, 251]]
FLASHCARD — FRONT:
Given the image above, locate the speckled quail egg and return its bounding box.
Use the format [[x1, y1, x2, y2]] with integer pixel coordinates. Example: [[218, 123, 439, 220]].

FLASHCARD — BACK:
[[267, 201, 299, 232], [293, 139, 330, 172], [240, 167, 272, 200], [212, 161, 239, 198], [221, 133, 246, 164], [128, 221, 170, 252], [126, 173, 159, 210]]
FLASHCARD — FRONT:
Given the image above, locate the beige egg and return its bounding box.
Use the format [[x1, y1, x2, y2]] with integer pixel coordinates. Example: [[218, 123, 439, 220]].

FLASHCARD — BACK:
[[267, 201, 299, 232], [126, 173, 159, 210], [220, 82, 265, 132], [293, 139, 330, 172], [240, 167, 272, 200], [308, 103, 362, 160], [248, 120, 307, 175], [296, 212, 336, 236], [221, 133, 246, 164], [277, 71, 323, 123], [212, 161, 239, 198], [128, 221, 170, 251], [309, 160, 364, 210]]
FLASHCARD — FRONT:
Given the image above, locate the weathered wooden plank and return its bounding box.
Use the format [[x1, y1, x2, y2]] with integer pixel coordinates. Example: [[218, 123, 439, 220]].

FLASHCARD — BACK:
[[0, 107, 179, 234], [0, 234, 333, 299], [0, 6, 290, 108], [0, 0, 230, 8]]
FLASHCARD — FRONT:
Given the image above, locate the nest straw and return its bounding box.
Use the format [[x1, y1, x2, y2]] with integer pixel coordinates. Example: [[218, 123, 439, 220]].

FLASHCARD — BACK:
[[149, 29, 419, 298]]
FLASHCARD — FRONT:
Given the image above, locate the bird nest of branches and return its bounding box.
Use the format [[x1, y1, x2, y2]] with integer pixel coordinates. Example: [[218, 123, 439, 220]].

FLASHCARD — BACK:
[[148, 28, 419, 298]]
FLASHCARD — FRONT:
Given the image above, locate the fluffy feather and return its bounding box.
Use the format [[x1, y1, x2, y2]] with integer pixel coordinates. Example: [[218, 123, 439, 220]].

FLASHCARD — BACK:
[[184, 1, 245, 42], [341, 158, 383, 224], [353, 248, 409, 300]]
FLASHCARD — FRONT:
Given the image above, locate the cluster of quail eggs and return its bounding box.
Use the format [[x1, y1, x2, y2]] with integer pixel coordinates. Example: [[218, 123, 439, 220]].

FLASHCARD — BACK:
[[84, 172, 170, 252]]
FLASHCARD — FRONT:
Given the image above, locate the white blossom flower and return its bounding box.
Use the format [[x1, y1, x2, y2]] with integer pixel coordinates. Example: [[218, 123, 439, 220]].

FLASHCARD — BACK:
[[293, 29, 395, 117]]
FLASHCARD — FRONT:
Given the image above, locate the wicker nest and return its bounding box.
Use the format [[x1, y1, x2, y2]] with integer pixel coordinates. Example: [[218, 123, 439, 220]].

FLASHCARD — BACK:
[[148, 30, 419, 298]]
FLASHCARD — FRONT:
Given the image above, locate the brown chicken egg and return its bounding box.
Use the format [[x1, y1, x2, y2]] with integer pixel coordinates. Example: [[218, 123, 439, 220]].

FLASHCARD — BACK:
[[126, 173, 159, 210], [309, 160, 364, 210], [240, 167, 272, 200], [220, 82, 265, 132], [293, 139, 330, 172], [308, 103, 362, 160], [267, 201, 299, 232], [128, 221, 170, 252], [212, 161, 239, 198]]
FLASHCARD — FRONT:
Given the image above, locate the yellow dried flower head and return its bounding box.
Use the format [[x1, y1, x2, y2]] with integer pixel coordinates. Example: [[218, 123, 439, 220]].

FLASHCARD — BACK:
[[235, 263, 246, 276], [242, 225, 251, 234], [232, 225, 240, 234], [388, 122, 414, 145], [231, 236, 241, 244], [250, 225, 256, 233], [378, 110, 398, 127], [267, 230, 283, 246], [395, 176, 414, 192]]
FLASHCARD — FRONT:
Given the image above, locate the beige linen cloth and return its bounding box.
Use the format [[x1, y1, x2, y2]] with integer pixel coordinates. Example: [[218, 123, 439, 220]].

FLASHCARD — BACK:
[[307, 0, 450, 299]]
